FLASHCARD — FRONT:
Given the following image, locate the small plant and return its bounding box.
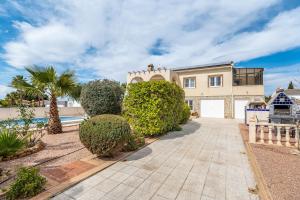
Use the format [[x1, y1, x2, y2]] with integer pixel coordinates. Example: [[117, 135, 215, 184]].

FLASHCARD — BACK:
[[0, 129, 25, 158], [6, 167, 46, 200], [79, 114, 131, 157], [18, 104, 35, 137]]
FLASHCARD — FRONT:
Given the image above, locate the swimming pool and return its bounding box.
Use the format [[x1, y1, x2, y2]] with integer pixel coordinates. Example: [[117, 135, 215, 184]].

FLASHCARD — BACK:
[[1, 116, 84, 125]]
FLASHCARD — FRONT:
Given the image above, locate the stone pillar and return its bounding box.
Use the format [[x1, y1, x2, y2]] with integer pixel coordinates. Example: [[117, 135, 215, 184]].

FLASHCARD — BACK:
[[276, 126, 282, 145], [285, 126, 290, 147], [268, 126, 273, 144], [249, 117, 257, 143]]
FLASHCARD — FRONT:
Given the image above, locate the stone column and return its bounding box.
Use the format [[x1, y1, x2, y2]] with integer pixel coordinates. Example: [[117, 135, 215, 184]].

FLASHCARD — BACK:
[[268, 125, 273, 144], [249, 117, 257, 143]]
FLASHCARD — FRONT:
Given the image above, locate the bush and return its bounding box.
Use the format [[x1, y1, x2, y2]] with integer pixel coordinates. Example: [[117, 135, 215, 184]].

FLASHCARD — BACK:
[[123, 131, 145, 151], [123, 81, 185, 136], [80, 79, 124, 116], [180, 103, 191, 124], [0, 129, 24, 158], [6, 167, 46, 200], [79, 114, 131, 157]]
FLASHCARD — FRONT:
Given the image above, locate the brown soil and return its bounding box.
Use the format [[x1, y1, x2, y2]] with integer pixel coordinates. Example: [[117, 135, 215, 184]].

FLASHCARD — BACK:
[[0, 125, 92, 189], [240, 124, 300, 200]]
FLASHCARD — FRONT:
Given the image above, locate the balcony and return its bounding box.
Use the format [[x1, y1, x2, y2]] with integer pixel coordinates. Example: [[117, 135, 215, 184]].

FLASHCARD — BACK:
[[233, 68, 263, 86]]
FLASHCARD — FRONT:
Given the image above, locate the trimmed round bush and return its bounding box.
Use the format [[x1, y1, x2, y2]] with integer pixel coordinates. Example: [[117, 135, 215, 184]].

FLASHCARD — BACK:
[[79, 114, 131, 157], [180, 103, 191, 124], [123, 80, 185, 136], [80, 79, 124, 116]]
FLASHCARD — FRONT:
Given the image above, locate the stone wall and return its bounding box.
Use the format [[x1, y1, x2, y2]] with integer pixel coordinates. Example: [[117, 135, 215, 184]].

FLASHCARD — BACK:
[[0, 107, 85, 120]]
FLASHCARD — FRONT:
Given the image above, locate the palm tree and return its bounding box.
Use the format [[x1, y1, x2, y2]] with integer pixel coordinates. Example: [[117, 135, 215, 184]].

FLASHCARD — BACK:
[[12, 66, 76, 134]]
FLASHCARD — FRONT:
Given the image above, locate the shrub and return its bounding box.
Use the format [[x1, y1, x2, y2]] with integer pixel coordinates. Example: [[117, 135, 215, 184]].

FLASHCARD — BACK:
[[0, 129, 25, 158], [123, 81, 185, 136], [80, 80, 124, 116], [180, 103, 191, 124], [79, 114, 131, 157], [6, 167, 46, 200], [123, 131, 145, 151]]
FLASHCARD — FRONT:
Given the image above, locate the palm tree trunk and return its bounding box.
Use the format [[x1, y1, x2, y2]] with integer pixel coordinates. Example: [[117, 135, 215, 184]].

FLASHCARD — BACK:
[[48, 93, 62, 134]]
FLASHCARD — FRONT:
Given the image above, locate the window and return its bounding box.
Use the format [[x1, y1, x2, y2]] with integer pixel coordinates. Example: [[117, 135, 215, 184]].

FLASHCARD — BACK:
[[185, 99, 194, 110], [184, 77, 196, 88], [233, 68, 263, 86], [209, 76, 222, 87]]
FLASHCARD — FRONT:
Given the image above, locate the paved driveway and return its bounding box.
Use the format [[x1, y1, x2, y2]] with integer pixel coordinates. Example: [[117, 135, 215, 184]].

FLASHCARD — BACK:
[[53, 118, 258, 200]]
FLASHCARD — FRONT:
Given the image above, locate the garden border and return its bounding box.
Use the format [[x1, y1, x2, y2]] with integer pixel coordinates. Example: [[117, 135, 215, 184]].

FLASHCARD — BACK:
[[239, 124, 273, 200]]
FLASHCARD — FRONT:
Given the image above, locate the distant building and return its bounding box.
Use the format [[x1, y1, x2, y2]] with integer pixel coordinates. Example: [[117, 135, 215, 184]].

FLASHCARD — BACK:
[[44, 99, 81, 107]]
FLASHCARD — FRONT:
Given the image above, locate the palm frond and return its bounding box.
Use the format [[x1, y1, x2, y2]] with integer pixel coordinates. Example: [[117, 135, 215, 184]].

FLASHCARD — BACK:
[[56, 70, 76, 96]]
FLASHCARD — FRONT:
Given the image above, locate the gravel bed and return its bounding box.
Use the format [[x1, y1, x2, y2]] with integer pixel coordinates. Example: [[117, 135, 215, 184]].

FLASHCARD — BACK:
[[0, 126, 92, 188], [240, 124, 300, 200]]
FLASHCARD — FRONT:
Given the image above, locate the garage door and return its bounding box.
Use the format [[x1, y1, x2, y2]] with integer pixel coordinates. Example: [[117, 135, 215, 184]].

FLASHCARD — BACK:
[[234, 100, 248, 119], [200, 100, 224, 118]]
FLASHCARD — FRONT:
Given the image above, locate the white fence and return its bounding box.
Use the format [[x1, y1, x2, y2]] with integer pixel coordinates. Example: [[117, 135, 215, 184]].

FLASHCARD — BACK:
[[249, 118, 299, 148]]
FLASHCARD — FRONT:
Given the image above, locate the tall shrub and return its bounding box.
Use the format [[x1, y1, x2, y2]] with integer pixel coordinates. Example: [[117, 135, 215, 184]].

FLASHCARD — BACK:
[[80, 80, 124, 116], [123, 81, 185, 136]]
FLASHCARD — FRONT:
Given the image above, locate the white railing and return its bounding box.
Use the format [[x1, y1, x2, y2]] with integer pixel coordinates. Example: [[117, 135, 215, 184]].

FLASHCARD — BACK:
[[249, 118, 299, 148]]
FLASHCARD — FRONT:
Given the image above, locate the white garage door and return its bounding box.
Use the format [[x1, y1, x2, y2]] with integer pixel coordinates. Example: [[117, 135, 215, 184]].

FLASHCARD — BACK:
[[234, 100, 248, 119], [201, 100, 224, 118]]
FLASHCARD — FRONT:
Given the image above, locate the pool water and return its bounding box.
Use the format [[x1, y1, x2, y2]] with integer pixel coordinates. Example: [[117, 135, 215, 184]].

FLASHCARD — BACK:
[[2, 116, 84, 125]]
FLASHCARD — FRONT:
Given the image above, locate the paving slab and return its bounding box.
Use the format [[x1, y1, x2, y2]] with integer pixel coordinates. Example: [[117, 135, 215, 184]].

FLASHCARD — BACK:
[[52, 118, 257, 200]]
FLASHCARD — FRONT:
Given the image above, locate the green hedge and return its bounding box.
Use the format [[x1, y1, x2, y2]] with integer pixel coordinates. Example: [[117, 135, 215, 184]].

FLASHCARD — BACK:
[[180, 103, 191, 124], [80, 79, 124, 116], [79, 114, 131, 157], [123, 81, 186, 136]]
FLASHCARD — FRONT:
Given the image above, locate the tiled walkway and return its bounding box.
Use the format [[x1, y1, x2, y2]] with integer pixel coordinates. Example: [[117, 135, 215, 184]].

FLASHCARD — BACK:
[[52, 118, 258, 200]]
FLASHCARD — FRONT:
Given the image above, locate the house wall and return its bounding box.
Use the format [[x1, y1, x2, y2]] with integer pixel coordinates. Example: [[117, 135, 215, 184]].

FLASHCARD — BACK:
[[233, 85, 264, 96], [176, 66, 233, 97]]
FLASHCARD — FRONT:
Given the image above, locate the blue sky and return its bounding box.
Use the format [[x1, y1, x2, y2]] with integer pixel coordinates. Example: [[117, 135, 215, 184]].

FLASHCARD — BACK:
[[0, 0, 300, 98]]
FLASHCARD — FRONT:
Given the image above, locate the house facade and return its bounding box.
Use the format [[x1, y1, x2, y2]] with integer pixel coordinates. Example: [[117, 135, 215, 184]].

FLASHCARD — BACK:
[[127, 61, 264, 119]]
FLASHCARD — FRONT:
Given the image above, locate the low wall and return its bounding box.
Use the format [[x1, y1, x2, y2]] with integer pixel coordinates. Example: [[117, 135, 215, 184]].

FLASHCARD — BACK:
[[0, 107, 85, 120], [246, 109, 269, 124]]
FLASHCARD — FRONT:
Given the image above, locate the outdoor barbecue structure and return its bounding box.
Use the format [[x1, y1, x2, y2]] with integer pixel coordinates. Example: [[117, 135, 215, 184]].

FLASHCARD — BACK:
[[268, 89, 300, 124]]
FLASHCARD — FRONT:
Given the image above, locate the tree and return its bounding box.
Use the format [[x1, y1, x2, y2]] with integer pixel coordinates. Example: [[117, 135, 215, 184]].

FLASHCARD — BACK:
[[80, 80, 123, 116], [288, 81, 294, 89], [12, 66, 76, 134]]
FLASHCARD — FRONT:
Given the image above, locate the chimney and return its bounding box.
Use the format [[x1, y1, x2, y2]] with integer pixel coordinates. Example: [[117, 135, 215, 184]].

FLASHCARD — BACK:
[[276, 88, 284, 93], [147, 64, 154, 71]]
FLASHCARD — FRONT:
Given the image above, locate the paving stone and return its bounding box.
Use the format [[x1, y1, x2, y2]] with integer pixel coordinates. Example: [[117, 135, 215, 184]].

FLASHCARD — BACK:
[[97, 168, 118, 178], [176, 190, 202, 200], [127, 180, 161, 200], [104, 183, 135, 200], [51, 193, 73, 200], [119, 165, 139, 175], [94, 178, 120, 193], [123, 175, 145, 188], [77, 188, 106, 200], [110, 172, 130, 182]]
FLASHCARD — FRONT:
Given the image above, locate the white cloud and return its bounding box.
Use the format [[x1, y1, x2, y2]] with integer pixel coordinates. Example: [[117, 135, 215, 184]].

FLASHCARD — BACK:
[[0, 85, 14, 99], [2, 0, 300, 92], [264, 64, 300, 94]]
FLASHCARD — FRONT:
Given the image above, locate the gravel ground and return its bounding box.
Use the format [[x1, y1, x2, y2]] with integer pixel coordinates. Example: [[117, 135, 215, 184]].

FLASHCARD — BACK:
[[240, 124, 300, 200], [0, 126, 92, 188]]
